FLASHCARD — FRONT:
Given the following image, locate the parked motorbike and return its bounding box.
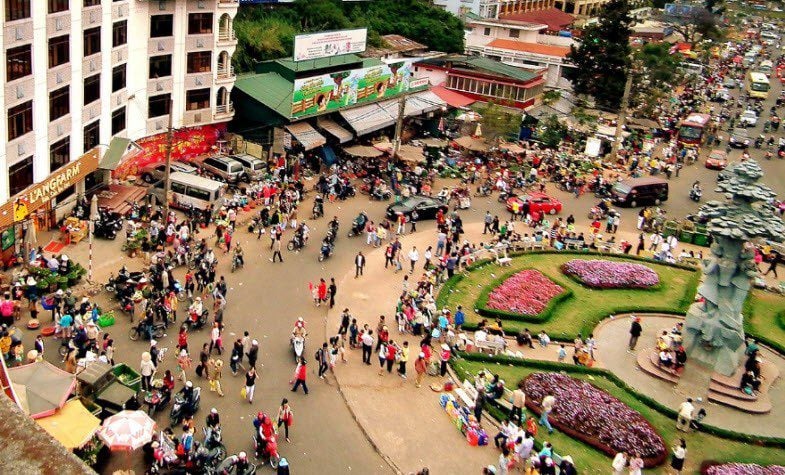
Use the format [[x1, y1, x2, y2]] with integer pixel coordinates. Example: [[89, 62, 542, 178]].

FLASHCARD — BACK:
[[93, 216, 122, 240], [347, 215, 367, 238], [186, 309, 209, 331], [170, 387, 201, 426], [291, 336, 305, 363]]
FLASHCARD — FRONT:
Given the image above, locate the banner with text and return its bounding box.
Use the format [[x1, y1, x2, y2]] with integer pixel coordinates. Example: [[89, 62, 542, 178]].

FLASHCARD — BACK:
[[294, 29, 367, 62], [291, 60, 427, 119]]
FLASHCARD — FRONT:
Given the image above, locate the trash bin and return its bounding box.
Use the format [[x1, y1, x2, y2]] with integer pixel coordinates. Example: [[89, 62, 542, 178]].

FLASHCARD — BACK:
[[663, 221, 679, 238], [679, 230, 695, 244], [112, 364, 141, 393], [693, 232, 710, 247]]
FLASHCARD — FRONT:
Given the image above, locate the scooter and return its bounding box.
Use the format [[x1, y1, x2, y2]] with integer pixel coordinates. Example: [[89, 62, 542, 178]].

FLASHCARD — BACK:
[[186, 309, 209, 331], [318, 240, 334, 262], [690, 188, 702, 202], [93, 217, 122, 240], [128, 320, 166, 341], [170, 387, 201, 426], [252, 434, 281, 469], [312, 200, 324, 220], [291, 336, 305, 363], [231, 254, 244, 273]]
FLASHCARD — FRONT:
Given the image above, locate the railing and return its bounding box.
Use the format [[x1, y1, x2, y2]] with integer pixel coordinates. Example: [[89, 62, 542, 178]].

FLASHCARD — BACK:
[[216, 65, 235, 80], [215, 103, 234, 115], [218, 28, 237, 42]]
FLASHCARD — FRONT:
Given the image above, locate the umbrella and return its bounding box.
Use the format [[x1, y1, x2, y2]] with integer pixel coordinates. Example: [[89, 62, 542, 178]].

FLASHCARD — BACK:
[[473, 123, 483, 138], [343, 145, 384, 158], [456, 111, 482, 122], [454, 136, 488, 152], [36, 399, 101, 449], [99, 410, 156, 451], [7, 361, 76, 419], [421, 138, 448, 148], [499, 141, 525, 154], [372, 141, 394, 153], [397, 145, 426, 164]]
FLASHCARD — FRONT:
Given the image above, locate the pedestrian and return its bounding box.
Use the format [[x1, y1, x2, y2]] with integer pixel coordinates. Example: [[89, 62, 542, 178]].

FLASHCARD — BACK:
[[270, 235, 283, 263], [384, 244, 394, 268], [177, 349, 192, 382], [316, 342, 329, 379], [410, 209, 418, 233], [612, 451, 628, 475], [628, 316, 642, 351], [636, 233, 645, 256], [291, 357, 309, 394], [408, 246, 419, 273], [276, 398, 293, 442], [539, 391, 556, 434], [397, 341, 409, 379], [629, 453, 644, 475], [670, 439, 687, 474], [414, 351, 427, 388], [474, 386, 486, 423], [439, 343, 451, 377], [377, 340, 388, 375], [209, 322, 223, 355], [483, 211, 493, 234], [763, 251, 780, 277], [384, 339, 397, 374], [355, 251, 366, 278], [510, 380, 525, 423], [317, 279, 327, 306], [338, 308, 351, 341], [230, 339, 243, 375], [247, 339, 259, 368], [208, 358, 224, 397], [361, 329, 373, 365], [140, 351, 156, 391], [244, 366, 257, 404], [676, 398, 694, 432], [328, 278, 337, 309]]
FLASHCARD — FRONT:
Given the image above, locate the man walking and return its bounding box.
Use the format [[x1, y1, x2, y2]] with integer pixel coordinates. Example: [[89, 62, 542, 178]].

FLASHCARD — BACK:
[[246, 339, 259, 369], [539, 391, 556, 434], [628, 316, 643, 351], [676, 398, 694, 432], [483, 211, 493, 234], [291, 357, 309, 395], [316, 343, 329, 379], [354, 251, 366, 278], [328, 278, 337, 309], [361, 330, 373, 365], [270, 234, 283, 263], [408, 247, 419, 274]]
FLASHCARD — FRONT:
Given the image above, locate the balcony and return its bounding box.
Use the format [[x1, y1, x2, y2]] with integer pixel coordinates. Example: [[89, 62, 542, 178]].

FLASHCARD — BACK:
[[217, 28, 237, 47], [216, 66, 235, 84], [218, 0, 239, 8], [214, 103, 235, 120]]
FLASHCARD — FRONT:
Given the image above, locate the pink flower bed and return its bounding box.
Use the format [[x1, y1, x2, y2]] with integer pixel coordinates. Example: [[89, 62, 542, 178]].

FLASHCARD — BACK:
[[524, 372, 666, 465], [705, 464, 785, 475], [562, 259, 660, 289], [486, 270, 563, 315]]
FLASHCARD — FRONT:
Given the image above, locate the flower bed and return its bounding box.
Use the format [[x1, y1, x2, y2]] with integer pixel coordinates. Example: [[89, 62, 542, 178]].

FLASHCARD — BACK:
[[704, 463, 785, 475], [485, 270, 563, 316], [523, 372, 667, 467], [561, 259, 660, 289]]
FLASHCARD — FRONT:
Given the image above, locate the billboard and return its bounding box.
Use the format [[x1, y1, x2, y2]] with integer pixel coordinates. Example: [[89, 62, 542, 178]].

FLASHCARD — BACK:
[[291, 60, 426, 119], [294, 28, 367, 62], [664, 3, 697, 17]]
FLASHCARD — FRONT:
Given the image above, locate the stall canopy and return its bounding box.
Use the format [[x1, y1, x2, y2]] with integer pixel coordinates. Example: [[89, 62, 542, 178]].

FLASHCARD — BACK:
[[8, 361, 76, 419], [284, 122, 326, 151], [99, 137, 132, 171], [344, 145, 384, 158], [430, 85, 476, 108], [404, 90, 447, 116], [454, 136, 489, 152], [36, 399, 101, 449], [316, 118, 353, 143], [340, 103, 397, 136], [397, 145, 426, 163]]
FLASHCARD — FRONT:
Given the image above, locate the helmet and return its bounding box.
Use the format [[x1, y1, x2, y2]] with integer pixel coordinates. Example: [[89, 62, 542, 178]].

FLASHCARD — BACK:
[[298, 317, 304, 322], [211, 408, 217, 414], [257, 412, 264, 419], [238, 451, 247, 461], [186, 381, 193, 388]]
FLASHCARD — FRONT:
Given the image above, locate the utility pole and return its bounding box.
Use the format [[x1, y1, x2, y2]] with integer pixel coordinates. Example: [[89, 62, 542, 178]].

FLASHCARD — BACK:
[[163, 98, 174, 217], [609, 70, 634, 163], [392, 94, 407, 158]]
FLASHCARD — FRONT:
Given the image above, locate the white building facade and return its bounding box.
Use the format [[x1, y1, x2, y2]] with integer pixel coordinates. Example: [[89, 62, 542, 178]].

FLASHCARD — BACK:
[[0, 0, 238, 202]]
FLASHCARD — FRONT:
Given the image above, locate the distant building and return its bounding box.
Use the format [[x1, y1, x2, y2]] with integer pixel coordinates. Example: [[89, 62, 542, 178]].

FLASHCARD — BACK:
[[433, 0, 642, 18], [413, 55, 545, 109], [360, 35, 431, 60]]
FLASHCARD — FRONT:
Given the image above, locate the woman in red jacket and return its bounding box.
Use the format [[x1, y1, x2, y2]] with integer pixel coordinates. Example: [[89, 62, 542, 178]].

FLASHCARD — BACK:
[[317, 279, 327, 306], [291, 357, 309, 394], [384, 340, 398, 374]]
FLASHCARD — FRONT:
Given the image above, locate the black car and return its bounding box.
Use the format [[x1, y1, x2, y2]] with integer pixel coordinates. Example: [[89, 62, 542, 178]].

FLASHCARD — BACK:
[[386, 195, 448, 220]]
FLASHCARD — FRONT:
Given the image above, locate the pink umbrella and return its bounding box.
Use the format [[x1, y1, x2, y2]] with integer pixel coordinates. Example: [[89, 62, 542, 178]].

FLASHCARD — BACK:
[[98, 410, 156, 451]]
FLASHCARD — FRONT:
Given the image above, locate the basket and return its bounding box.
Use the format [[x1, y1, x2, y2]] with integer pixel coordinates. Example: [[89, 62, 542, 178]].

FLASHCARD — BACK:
[[97, 313, 116, 328], [112, 364, 142, 392]]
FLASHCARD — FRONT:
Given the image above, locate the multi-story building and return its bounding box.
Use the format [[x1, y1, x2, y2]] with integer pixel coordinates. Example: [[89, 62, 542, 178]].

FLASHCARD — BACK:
[[432, 0, 637, 18], [0, 0, 238, 203]]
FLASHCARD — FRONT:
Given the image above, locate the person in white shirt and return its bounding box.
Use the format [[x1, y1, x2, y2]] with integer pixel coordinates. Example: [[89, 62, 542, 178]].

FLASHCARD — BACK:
[[474, 329, 488, 342], [676, 398, 694, 432], [493, 418, 518, 448], [408, 247, 420, 274], [612, 451, 628, 475]]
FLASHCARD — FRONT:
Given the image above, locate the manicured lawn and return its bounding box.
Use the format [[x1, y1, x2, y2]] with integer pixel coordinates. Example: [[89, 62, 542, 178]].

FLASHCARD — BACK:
[[454, 360, 785, 474], [744, 290, 785, 353], [441, 253, 699, 340]]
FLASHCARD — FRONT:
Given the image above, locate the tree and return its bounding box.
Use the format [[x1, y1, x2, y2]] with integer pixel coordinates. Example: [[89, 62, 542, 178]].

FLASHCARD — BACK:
[[474, 102, 522, 144], [565, 0, 633, 111], [629, 42, 681, 116], [537, 114, 567, 149], [662, 7, 721, 47]]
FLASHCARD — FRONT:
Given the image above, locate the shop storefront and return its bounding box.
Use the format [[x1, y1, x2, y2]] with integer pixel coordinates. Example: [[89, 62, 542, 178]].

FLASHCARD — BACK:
[[0, 149, 100, 265]]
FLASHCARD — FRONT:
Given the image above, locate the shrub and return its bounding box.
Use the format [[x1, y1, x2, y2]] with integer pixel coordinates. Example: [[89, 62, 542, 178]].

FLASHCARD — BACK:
[[561, 259, 659, 289]]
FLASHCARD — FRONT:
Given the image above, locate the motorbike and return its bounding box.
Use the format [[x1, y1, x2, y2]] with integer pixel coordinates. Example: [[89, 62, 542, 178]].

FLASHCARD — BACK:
[[370, 187, 392, 201], [172, 280, 187, 302], [347, 217, 366, 238], [318, 240, 334, 262], [325, 229, 337, 245], [93, 216, 123, 240], [104, 268, 145, 293], [231, 254, 244, 273], [291, 336, 305, 363], [497, 190, 512, 203], [203, 426, 227, 464], [690, 188, 702, 202], [216, 456, 256, 475], [128, 320, 166, 341], [286, 234, 306, 252], [143, 386, 171, 415], [252, 433, 281, 469], [312, 200, 324, 220], [187, 309, 209, 331], [170, 387, 201, 426]]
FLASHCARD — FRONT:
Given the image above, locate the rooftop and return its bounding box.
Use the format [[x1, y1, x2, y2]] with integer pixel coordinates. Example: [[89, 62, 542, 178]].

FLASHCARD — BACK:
[[486, 39, 571, 58], [501, 8, 575, 32], [235, 72, 294, 119], [361, 35, 429, 59], [415, 55, 540, 82]]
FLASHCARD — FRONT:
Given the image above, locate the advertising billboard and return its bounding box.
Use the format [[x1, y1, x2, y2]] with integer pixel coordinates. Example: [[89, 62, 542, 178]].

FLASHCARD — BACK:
[[291, 60, 426, 119], [294, 28, 367, 62]]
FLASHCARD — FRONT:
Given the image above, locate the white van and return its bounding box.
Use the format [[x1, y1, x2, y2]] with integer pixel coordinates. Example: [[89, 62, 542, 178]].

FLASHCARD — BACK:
[[761, 31, 780, 41], [149, 171, 226, 211]]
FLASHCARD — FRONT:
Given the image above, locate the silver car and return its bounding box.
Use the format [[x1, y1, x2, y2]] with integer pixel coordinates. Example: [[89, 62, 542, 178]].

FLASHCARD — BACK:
[[139, 161, 197, 183], [230, 154, 266, 182], [195, 156, 244, 184]]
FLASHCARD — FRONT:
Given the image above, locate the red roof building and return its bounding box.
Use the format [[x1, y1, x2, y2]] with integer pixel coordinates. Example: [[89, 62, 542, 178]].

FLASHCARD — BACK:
[[486, 39, 571, 57], [502, 8, 575, 33]]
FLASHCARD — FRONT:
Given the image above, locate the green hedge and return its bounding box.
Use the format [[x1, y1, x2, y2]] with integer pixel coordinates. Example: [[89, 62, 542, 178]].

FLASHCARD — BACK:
[[455, 353, 785, 448], [474, 267, 574, 323], [742, 296, 785, 356]]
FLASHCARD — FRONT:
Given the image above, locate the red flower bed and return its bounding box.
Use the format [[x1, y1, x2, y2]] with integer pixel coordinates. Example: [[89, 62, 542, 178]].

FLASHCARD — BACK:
[[524, 372, 667, 467], [486, 270, 563, 316]]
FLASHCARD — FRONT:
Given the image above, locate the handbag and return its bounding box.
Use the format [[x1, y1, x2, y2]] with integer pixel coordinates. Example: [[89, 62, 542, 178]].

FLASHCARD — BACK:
[[240, 387, 247, 399]]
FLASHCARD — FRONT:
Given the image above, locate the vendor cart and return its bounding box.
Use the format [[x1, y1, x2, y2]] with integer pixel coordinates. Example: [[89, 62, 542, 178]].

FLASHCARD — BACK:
[[77, 361, 137, 419]]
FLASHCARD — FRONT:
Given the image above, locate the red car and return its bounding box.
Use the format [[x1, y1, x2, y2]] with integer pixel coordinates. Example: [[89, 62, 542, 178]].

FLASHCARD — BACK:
[[506, 192, 563, 215]]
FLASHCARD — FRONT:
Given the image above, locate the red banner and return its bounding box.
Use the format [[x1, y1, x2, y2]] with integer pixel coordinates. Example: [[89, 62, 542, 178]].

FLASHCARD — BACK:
[[112, 123, 227, 179]]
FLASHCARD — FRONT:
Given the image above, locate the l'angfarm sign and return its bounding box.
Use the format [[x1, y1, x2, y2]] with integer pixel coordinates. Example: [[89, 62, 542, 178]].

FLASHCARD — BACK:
[[28, 162, 83, 206]]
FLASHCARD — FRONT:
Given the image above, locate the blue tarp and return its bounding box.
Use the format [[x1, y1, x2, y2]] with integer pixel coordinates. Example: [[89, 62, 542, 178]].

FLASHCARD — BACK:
[[322, 145, 337, 166]]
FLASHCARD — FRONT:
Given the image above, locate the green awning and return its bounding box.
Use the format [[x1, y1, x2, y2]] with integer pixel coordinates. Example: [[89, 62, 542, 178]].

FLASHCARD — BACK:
[[99, 137, 132, 170]]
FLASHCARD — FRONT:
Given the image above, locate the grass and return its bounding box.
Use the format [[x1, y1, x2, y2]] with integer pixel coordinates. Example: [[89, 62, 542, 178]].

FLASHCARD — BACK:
[[442, 253, 699, 340], [454, 359, 785, 474], [743, 290, 785, 353]]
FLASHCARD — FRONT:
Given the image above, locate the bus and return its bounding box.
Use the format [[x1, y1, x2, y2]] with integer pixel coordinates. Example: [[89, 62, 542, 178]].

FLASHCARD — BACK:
[[677, 113, 712, 147], [758, 60, 774, 75], [747, 72, 771, 100], [149, 172, 226, 211]]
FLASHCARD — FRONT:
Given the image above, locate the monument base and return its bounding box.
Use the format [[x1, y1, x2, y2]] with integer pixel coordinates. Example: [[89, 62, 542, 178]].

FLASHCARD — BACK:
[[675, 359, 714, 402]]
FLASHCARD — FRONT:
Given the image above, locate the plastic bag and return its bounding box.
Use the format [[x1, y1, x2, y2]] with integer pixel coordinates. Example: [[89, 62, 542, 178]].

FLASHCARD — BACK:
[[241, 387, 247, 399]]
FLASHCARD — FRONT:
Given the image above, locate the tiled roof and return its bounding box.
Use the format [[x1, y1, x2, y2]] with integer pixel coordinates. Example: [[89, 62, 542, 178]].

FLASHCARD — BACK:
[[430, 85, 476, 108], [486, 39, 571, 58], [502, 8, 575, 31], [417, 55, 539, 82]]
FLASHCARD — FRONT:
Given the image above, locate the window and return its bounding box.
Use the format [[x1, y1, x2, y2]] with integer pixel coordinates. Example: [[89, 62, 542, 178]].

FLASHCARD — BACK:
[[83, 121, 100, 153], [84, 74, 100, 105], [111, 107, 126, 134], [84, 0, 100, 5], [112, 64, 126, 92], [484, 27, 491, 36], [50, 137, 70, 172], [187, 51, 211, 74], [49, 35, 70, 67], [84, 27, 101, 56], [186, 186, 211, 201], [48, 0, 69, 14], [149, 55, 172, 78], [150, 14, 173, 37], [509, 29, 520, 38], [8, 101, 33, 141], [186, 88, 210, 110], [148, 93, 171, 118], [9, 157, 33, 196], [7, 45, 32, 81], [112, 20, 127, 47], [6, 0, 30, 22], [50, 86, 70, 121], [188, 13, 213, 34]]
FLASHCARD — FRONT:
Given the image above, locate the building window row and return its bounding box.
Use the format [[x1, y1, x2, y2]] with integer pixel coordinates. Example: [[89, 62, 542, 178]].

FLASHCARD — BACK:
[[7, 45, 32, 82], [149, 94, 171, 118], [113, 20, 128, 48], [50, 86, 70, 121], [50, 137, 70, 172], [188, 13, 213, 35], [84, 74, 101, 105], [84, 27, 101, 57], [112, 64, 127, 92], [151, 14, 174, 38], [84, 121, 100, 153], [9, 157, 33, 197], [112, 107, 126, 135], [49, 0, 69, 14], [447, 75, 528, 102], [187, 51, 212, 74], [186, 88, 210, 111], [49, 35, 70, 68], [150, 55, 172, 79], [6, 0, 30, 22], [8, 101, 33, 141]]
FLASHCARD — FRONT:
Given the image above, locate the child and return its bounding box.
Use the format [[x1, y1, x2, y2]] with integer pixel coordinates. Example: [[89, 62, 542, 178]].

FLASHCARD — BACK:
[[557, 344, 567, 363], [396, 311, 407, 334]]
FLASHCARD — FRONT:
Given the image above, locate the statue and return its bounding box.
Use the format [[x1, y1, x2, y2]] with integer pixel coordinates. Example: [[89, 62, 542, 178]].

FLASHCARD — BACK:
[[683, 160, 784, 376]]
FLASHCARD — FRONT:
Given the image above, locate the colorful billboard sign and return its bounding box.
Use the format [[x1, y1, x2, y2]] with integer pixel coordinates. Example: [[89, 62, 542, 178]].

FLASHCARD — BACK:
[[291, 60, 425, 119], [294, 28, 367, 62]]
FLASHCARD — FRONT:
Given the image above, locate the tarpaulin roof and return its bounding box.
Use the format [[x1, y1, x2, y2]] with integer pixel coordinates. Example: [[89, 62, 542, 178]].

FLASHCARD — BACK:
[[8, 361, 76, 419], [284, 122, 326, 151], [430, 86, 476, 108], [316, 118, 353, 143], [36, 399, 100, 449], [340, 103, 397, 136]]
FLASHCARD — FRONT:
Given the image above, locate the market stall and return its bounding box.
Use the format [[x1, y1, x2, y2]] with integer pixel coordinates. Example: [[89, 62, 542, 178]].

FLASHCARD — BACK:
[[36, 399, 101, 449], [8, 361, 76, 419], [343, 145, 385, 158], [60, 217, 88, 245]]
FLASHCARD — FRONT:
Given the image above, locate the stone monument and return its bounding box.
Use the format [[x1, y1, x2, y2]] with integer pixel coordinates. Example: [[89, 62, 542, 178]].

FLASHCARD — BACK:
[[682, 160, 784, 387]]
